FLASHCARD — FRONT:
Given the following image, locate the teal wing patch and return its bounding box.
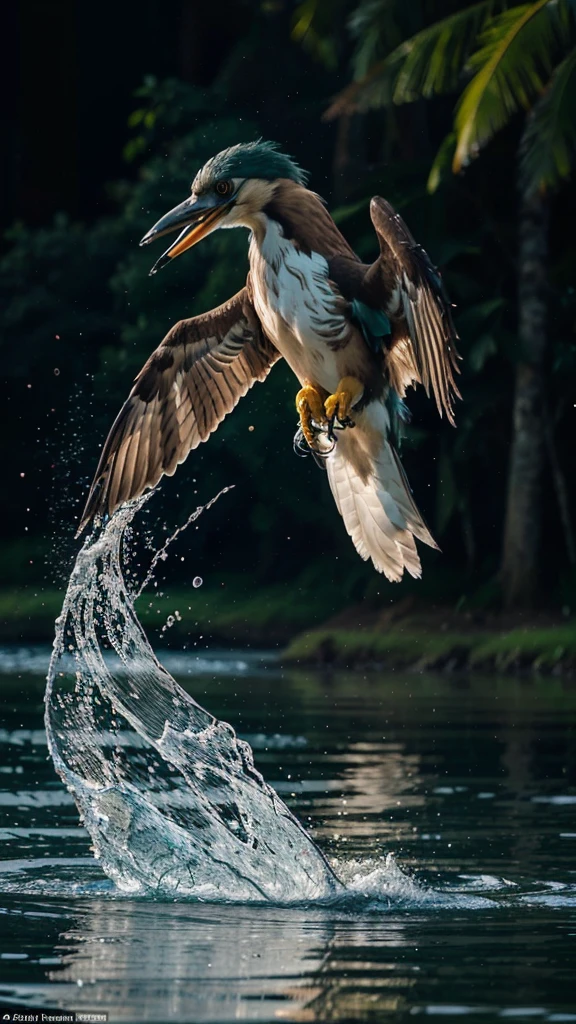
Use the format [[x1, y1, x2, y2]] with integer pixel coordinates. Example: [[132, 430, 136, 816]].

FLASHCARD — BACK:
[[385, 389, 411, 447], [351, 299, 391, 352]]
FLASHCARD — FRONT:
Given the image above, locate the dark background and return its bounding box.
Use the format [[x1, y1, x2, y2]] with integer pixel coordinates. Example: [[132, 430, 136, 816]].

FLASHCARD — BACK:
[[1, 0, 575, 634]]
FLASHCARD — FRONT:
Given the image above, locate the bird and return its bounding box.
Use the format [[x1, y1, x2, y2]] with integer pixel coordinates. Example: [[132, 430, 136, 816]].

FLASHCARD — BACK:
[[79, 140, 460, 581]]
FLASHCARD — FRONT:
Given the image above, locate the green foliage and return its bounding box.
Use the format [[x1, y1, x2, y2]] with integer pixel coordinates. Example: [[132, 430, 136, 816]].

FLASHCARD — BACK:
[[469, 625, 576, 668], [348, 0, 412, 78], [521, 46, 576, 193], [283, 622, 576, 671], [122, 76, 222, 164], [321, 0, 425, 117], [453, 0, 573, 171], [0, 214, 125, 379], [331, 0, 576, 195], [393, 1, 495, 103], [283, 626, 477, 665], [427, 132, 457, 192], [292, 0, 349, 69], [324, 1, 495, 116]]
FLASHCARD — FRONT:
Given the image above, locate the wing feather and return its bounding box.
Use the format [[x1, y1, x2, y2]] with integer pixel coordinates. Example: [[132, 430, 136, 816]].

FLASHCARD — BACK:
[[79, 287, 280, 533], [368, 197, 461, 424], [327, 198, 461, 424], [132, 404, 152, 499]]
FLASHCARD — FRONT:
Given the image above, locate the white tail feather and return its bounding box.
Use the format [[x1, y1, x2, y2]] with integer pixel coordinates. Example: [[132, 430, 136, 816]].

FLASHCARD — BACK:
[[326, 401, 437, 581]]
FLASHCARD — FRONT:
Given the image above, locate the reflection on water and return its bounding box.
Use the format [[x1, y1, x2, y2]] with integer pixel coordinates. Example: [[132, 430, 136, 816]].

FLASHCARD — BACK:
[[1, 658, 576, 1021], [2, 896, 415, 1022], [2, 893, 575, 1023]]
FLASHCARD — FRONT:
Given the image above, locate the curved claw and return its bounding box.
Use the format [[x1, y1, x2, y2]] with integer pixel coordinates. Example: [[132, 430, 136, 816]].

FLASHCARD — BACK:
[[293, 427, 310, 458], [293, 424, 336, 465], [327, 412, 355, 441], [324, 377, 363, 431]]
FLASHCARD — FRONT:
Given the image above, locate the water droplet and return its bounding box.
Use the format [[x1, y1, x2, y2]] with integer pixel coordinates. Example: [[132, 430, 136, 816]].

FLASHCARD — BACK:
[[192, 576, 203, 588]]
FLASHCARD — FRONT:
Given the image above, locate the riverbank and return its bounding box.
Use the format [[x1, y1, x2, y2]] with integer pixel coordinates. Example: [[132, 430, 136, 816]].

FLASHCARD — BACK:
[[1, 585, 574, 675], [283, 603, 576, 675]]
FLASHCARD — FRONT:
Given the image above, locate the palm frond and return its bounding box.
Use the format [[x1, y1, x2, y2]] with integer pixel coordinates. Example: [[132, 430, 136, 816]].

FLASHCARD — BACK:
[[291, 0, 347, 69], [427, 133, 458, 193], [521, 45, 576, 193], [453, 0, 574, 172], [393, 2, 495, 104], [324, 0, 494, 119], [324, 52, 402, 120], [348, 0, 405, 80]]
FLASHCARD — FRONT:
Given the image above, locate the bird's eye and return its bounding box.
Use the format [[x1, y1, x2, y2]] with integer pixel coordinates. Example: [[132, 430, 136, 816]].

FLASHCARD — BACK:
[[215, 180, 232, 197]]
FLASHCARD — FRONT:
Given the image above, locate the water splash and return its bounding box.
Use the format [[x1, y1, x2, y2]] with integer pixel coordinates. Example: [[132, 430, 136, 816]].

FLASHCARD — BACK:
[[45, 495, 342, 903], [43, 495, 495, 910]]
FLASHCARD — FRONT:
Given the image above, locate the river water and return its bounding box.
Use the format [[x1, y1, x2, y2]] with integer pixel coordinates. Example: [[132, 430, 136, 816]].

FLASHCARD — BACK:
[[0, 647, 575, 1022]]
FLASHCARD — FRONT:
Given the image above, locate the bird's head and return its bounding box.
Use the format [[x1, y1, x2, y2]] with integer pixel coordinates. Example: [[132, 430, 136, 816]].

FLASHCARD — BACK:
[[140, 140, 307, 274]]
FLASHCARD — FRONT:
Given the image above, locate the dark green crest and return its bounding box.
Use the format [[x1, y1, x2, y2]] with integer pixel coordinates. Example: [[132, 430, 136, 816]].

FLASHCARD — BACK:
[[193, 140, 308, 192]]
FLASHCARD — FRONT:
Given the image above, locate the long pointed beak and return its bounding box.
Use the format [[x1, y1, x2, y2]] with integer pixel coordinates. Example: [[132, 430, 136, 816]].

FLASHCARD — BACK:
[[140, 193, 234, 275]]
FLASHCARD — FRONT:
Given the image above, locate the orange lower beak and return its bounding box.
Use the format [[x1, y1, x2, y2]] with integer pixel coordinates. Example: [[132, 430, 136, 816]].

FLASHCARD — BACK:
[[144, 198, 233, 276], [162, 206, 227, 259]]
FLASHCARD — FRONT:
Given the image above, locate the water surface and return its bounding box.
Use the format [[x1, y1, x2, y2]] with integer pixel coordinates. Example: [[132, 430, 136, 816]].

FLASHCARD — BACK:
[[1, 649, 575, 1022]]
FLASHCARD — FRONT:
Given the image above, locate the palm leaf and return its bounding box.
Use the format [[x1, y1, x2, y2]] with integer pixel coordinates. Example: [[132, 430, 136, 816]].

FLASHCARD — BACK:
[[427, 132, 458, 193], [349, 0, 406, 80], [325, 0, 494, 118], [324, 52, 402, 120], [453, 0, 573, 172], [393, 1, 495, 104], [291, 0, 347, 69], [520, 45, 576, 193]]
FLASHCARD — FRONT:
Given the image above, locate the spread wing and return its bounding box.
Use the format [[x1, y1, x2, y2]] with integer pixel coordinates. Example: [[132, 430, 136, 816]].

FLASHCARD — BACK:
[[78, 287, 280, 533], [329, 197, 461, 425]]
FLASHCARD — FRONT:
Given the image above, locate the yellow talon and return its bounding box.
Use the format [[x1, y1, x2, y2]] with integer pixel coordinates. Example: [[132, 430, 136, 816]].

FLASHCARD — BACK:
[[324, 376, 364, 427], [296, 384, 327, 449]]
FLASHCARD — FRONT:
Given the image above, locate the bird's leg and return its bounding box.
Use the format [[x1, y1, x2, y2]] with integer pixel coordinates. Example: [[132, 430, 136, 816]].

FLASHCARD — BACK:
[[325, 376, 364, 434], [296, 384, 327, 449]]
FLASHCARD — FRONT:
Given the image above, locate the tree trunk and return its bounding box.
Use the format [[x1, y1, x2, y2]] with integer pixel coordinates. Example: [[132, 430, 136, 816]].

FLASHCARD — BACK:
[[501, 188, 549, 608], [543, 401, 576, 566]]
